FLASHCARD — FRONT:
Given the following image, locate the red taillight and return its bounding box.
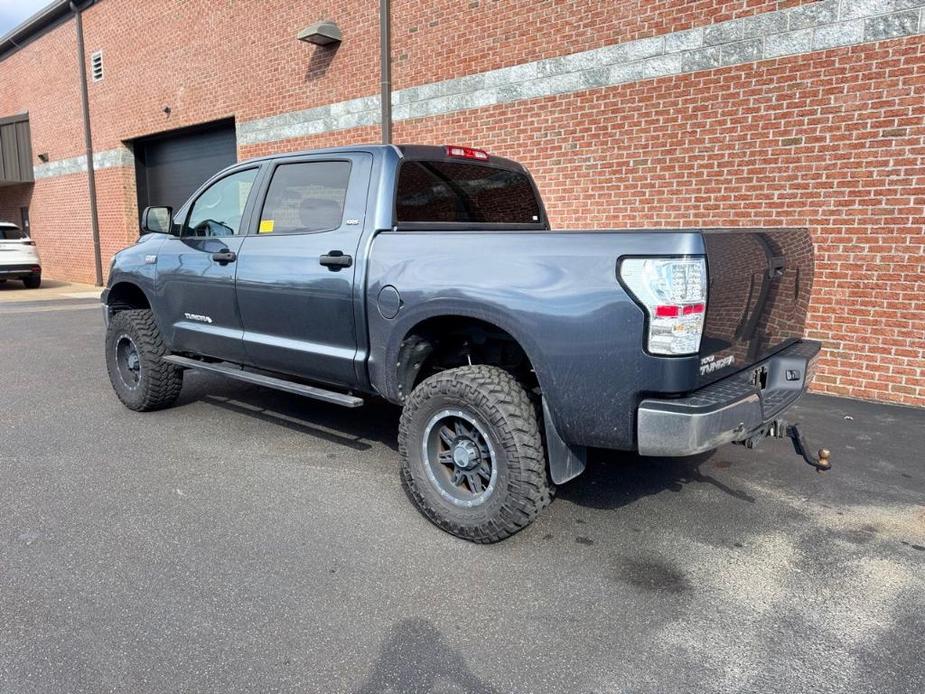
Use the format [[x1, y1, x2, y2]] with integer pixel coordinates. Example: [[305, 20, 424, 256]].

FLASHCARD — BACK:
[[446, 145, 489, 161], [655, 303, 704, 318], [655, 305, 680, 318], [620, 258, 708, 355]]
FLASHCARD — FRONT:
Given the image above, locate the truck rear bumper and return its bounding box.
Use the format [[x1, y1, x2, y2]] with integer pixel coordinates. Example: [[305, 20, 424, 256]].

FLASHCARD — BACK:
[[637, 340, 821, 457]]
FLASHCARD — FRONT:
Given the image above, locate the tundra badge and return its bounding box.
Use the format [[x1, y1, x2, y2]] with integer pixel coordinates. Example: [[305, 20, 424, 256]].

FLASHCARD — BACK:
[[700, 353, 734, 376]]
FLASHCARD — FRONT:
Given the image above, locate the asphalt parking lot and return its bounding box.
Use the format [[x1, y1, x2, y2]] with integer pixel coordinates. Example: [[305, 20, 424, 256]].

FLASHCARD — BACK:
[[1, 299, 923, 693]]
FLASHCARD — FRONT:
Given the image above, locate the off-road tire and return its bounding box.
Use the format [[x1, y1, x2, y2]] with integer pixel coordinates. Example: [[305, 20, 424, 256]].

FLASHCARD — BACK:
[[105, 309, 183, 411], [399, 365, 553, 543], [22, 274, 41, 289]]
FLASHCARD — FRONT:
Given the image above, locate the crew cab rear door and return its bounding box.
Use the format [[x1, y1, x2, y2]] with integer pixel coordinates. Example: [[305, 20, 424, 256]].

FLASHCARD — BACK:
[[234, 153, 372, 387]]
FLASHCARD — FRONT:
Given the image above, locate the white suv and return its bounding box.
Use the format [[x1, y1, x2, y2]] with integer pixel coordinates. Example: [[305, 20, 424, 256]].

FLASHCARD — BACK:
[[0, 221, 41, 289]]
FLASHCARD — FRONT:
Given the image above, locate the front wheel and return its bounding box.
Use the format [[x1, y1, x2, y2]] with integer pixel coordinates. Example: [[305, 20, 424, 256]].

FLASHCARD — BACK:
[[398, 365, 553, 543], [105, 309, 183, 411]]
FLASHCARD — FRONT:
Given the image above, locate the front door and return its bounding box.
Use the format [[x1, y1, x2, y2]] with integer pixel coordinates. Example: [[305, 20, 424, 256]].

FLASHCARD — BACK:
[[155, 166, 260, 363], [234, 154, 372, 387]]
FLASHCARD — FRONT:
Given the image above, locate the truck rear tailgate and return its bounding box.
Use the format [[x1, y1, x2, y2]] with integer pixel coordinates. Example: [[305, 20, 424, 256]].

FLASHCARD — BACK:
[[698, 228, 814, 387]]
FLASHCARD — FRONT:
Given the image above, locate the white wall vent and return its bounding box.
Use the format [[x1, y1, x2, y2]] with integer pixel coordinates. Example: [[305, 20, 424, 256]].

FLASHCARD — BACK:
[[90, 51, 104, 82]]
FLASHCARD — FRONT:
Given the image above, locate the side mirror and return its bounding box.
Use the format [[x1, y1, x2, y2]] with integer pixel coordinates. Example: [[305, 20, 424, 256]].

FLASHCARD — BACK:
[[141, 206, 173, 235]]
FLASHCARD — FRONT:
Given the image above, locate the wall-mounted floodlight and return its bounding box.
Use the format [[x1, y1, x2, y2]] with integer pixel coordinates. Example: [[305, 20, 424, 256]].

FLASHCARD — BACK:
[[37, 153, 49, 163], [298, 20, 342, 46]]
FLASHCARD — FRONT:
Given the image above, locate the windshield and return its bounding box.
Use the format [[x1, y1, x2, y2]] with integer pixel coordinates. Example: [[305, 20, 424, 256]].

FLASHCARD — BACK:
[[395, 161, 542, 226]]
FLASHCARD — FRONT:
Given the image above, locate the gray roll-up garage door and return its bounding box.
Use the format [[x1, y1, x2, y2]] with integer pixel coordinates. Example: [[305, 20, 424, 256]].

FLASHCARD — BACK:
[[135, 120, 237, 215]]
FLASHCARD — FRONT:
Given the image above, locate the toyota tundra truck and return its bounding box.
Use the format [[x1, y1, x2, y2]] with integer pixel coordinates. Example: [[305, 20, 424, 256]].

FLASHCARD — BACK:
[[102, 144, 824, 542]]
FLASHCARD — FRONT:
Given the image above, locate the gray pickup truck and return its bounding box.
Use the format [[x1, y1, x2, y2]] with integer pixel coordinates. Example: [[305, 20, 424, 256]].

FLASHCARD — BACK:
[[103, 144, 825, 542]]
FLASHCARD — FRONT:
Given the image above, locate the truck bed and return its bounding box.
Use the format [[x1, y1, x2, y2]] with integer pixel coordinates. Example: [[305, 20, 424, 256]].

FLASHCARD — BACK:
[[365, 226, 813, 451]]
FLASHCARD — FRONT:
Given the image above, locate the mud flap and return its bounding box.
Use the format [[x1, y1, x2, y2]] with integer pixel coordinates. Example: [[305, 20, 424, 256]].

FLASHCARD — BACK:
[[542, 398, 587, 485]]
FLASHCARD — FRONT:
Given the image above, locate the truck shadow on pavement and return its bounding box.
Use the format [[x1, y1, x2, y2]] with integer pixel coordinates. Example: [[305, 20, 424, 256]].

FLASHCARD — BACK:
[[177, 374, 753, 509], [558, 450, 756, 510], [355, 617, 499, 694], [178, 374, 401, 453]]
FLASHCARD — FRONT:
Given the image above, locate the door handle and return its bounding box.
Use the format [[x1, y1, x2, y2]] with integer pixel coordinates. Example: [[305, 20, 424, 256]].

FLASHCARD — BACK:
[[319, 250, 352, 270], [212, 249, 237, 264]]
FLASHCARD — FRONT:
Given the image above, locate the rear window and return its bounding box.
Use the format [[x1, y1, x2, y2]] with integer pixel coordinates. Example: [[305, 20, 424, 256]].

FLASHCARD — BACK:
[[395, 161, 542, 226], [259, 161, 351, 234], [0, 226, 25, 240]]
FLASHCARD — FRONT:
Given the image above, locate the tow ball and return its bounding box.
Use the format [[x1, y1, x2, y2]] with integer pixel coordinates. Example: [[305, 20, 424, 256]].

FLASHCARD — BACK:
[[740, 420, 832, 472]]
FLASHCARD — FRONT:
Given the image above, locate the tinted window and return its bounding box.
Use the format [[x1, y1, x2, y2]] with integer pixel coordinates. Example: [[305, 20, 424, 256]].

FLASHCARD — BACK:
[[258, 161, 351, 234], [395, 161, 541, 225], [183, 168, 258, 238], [0, 226, 25, 240]]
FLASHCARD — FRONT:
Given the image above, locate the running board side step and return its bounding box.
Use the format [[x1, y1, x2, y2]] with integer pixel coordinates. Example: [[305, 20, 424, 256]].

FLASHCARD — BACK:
[[162, 355, 364, 408]]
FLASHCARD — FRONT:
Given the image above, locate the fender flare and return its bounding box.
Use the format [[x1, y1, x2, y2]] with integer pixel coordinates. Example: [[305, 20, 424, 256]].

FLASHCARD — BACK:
[[382, 305, 588, 484]]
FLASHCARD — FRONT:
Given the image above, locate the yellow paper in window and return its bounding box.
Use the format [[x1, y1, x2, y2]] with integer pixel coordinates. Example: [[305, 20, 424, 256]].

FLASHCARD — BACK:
[[258, 219, 275, 234]]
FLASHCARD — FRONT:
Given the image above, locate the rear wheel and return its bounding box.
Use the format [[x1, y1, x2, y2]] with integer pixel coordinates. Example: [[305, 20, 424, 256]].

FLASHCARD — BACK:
[[22, 274, 40, 289], [399, 365, 552, 543], [105, 309, 183, 411]]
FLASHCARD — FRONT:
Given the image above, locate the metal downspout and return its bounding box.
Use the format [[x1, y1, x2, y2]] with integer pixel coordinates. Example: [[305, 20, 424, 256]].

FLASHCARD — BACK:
[[380, 0, 392, 144], [70, 1, 103, 286]]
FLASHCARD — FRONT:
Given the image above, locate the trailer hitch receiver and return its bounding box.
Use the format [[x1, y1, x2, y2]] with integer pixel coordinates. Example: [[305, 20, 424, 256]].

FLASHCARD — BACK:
[[739, 419, 831, 472]]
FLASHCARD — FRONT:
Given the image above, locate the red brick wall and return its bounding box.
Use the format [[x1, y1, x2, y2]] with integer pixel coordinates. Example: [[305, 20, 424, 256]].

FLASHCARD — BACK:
[[0, 20, 83, 160], [15, 169, 140, 285], [391, 0, 813, 87], [29, 176, 96, 284], [4, 0, 817, 154], [78, 0, 381, 148], [96, 167, 141, 278]]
